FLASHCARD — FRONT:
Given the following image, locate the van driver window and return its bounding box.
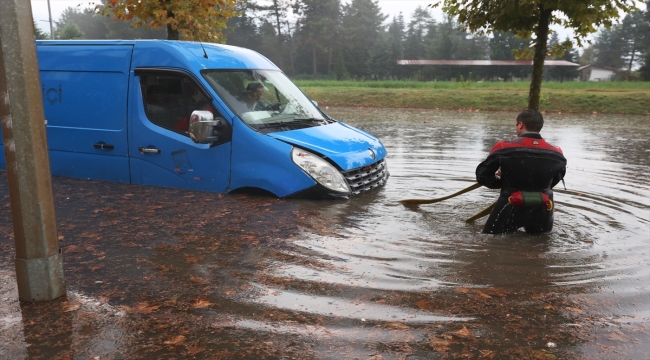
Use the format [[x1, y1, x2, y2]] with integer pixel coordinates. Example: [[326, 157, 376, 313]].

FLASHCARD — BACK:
[[140, 74, 214, 133]]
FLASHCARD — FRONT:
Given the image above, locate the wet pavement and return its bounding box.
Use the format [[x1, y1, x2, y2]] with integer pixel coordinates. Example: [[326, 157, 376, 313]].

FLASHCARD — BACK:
[[1, 107, 649, 359]]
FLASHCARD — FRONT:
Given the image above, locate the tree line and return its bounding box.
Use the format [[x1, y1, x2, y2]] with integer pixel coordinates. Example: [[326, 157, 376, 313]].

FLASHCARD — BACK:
[[43, 0, 650, 82]]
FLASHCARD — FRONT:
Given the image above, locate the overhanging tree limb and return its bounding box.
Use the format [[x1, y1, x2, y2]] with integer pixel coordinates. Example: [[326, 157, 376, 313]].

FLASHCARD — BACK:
[[97, 0, 238, 42]]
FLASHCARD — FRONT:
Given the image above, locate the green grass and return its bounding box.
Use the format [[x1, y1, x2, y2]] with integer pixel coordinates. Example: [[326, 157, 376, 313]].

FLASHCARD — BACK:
[[294, 79, 650, 90], [295, 80, 650, 115]]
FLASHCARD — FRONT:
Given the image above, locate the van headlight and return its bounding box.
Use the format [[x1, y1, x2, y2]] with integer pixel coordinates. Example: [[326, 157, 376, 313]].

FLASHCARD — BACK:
[[291, 148, 350, 194]]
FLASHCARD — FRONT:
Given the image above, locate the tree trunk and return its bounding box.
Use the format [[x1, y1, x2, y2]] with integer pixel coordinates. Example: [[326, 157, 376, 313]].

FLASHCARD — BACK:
[[287, 21, 295, 76], [166, 14, 179, 41], [627, 38, 636, 73], [327, 39, 333, 75], [272, 0, 285, 69], [528, 7, 552, 110], [312, 43, 317, 75]]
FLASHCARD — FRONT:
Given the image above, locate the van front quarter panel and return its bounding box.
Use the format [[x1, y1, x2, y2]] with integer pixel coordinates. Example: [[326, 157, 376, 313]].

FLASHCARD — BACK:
[[229, 123, 317, 198]]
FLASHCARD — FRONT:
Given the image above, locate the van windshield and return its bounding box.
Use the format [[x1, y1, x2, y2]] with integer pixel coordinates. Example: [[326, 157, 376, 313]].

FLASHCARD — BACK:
[[202, 70, 331, 133]]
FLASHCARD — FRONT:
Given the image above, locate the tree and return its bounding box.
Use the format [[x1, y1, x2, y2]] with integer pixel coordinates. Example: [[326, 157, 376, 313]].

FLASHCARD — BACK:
[[256, 0, 292, 69], [366, 30, 393, 79], [294, 0, 341, 75], [339, 0, 387, 78], [640, 1, 650, 80], [334, 52, 349, 80], [619, 11, 649, 72], [435, 0, 640, 109], [489, 31, 529, 81], [578, 45, 596, 66], [97, 0, 238, 41], [639, 51, 650, 80], [33, 21, 49, 40], [387, 14, 405, 78], [225, 1, 262, 49], [403, 7, 434, 79], [55, 5, 166, 40], [593, 26, 626, 69], [58, 22, 84, 40], [403, 7, 433, 61], [549, 37, 579, 82]]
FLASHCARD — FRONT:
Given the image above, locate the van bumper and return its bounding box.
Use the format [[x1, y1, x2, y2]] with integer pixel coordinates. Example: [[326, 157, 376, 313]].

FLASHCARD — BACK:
[[286, 159, 389, 200]]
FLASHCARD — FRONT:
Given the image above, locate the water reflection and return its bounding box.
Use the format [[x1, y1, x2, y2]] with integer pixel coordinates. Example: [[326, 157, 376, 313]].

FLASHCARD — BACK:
[[0, 108, 648, 359]]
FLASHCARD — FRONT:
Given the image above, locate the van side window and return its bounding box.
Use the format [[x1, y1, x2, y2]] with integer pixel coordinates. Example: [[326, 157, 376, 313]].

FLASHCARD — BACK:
[[140, 73, 214, 134]]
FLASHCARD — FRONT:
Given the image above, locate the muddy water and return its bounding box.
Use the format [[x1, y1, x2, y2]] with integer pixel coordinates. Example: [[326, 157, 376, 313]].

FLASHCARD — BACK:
[[0, 108, 648, 359]]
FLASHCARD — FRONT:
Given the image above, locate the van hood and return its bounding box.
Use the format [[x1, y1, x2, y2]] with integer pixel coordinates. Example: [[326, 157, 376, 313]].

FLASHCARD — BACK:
[[267, 122, 386, 171]]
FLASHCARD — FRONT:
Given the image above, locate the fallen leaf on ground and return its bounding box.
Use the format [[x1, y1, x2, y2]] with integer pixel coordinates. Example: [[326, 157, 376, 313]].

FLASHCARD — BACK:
[[479, 349, 495, 359], [187, 345, 204, 355], [385, 322, 410, 330], [452, 326, 474, 338], [474, 290, 492, 299], [89, 264, 105, 271], [64, 303, 81, 312], [415, 300, 435, 310], [607, 330, 629, 342], [193, 299, 212, 308], [190, 276, 207, 284], [164, 335, 186, 346], [64, 245, 81, 253], [136, 302, 159, 314], [430, 337, 452, 352]]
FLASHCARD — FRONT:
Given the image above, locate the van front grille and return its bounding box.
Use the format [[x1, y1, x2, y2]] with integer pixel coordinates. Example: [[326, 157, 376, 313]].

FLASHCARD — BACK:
[[341, 159, 389, 195]]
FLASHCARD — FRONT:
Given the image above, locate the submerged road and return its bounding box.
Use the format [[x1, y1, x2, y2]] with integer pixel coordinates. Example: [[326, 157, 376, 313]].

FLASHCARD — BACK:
[[1, 108, 648, 359]]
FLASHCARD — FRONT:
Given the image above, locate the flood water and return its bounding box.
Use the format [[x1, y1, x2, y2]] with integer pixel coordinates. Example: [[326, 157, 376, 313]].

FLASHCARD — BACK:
[[1, 107, 648, 359]]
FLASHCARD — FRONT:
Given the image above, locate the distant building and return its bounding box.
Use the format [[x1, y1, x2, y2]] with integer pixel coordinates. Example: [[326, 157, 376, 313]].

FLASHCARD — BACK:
[[577, 65, 622, 81]]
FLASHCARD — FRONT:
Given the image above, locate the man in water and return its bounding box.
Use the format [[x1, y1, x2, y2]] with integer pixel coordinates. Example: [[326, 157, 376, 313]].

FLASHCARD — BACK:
[[476, 109, 567, 234]]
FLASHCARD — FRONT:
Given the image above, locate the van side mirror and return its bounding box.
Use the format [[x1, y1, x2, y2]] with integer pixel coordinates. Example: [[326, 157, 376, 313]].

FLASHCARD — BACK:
[[188, 110, 223, 144], [311, 100, 319, 107]]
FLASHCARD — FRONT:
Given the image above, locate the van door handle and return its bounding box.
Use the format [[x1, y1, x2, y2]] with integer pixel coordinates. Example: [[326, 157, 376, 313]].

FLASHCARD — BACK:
[[139, 146, 162, 154], [93, 142, 114, 150]]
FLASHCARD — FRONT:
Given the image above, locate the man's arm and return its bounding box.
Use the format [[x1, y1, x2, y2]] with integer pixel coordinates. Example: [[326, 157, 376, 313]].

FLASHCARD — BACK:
[[550, 167, 566, 189], [476, 154, 502, 189]]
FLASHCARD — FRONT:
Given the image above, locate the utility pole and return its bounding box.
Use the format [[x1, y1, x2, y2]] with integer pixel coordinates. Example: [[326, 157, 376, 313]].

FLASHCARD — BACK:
[[0, 0, 66, 301], [46, 0, 54, 39]]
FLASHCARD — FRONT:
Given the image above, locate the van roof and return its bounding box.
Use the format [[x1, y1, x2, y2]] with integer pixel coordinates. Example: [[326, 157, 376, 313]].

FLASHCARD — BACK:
[[35, 40, 279, 72]]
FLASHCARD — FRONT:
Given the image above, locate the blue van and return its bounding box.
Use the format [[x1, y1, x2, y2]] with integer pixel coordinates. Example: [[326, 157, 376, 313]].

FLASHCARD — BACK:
[[0, 40, 388, 199]]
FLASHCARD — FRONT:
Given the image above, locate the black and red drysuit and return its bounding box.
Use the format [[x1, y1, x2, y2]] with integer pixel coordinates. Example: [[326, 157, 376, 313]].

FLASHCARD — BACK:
[[476, 132, 567, 234]]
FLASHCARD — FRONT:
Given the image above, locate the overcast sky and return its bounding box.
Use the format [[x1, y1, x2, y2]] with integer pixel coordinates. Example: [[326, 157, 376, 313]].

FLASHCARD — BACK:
[[31, 0, 644, 48]]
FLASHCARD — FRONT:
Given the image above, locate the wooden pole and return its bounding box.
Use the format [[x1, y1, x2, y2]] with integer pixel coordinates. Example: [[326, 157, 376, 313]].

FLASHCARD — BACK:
[[0, 0, 65, 301]]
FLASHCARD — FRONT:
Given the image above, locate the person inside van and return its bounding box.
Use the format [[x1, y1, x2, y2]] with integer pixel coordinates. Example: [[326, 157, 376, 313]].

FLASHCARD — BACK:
[[243, 82, 266, 111], [173, 79, 213, 132]]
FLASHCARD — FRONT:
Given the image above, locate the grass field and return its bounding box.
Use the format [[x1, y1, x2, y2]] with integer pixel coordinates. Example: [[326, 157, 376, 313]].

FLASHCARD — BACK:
[[295, 80, 650, 115]]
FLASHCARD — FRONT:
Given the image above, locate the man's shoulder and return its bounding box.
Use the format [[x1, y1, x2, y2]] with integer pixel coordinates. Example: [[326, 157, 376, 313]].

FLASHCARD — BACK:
[[490, 136, 564, 155]]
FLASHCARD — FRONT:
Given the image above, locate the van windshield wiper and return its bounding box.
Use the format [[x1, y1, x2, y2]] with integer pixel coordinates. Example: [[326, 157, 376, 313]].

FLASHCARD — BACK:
[[255, 117, 328, 132], [290, 118, 328, 125]]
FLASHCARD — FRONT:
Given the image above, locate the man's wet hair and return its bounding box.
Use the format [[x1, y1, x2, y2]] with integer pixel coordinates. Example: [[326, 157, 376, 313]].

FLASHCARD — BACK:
[[516, 109, 544, 132]]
